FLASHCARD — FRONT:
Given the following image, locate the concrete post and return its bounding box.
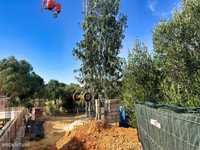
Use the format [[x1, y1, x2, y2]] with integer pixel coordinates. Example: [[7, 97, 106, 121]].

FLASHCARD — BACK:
[[95, 99, 101, 120]]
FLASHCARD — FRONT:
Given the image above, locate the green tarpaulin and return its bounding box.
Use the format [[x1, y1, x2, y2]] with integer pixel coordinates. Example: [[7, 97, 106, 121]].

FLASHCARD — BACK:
[[135, 102, 200, 150]]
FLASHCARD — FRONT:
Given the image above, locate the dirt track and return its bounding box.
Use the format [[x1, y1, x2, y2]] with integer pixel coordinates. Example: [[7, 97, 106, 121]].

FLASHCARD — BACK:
[[25, 117, 140, 150], [24, 116, 71, 150]]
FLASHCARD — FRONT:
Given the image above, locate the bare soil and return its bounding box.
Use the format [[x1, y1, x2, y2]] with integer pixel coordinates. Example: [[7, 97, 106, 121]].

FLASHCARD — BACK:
[[25, 117, 140, 150], [55, 120, 141, 150], [24, 116, 71, 150]]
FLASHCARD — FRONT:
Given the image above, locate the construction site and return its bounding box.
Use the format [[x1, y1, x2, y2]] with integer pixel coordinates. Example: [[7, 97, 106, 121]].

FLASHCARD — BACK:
[[1, 0, 200, 150], [0, 94, 140, 150]]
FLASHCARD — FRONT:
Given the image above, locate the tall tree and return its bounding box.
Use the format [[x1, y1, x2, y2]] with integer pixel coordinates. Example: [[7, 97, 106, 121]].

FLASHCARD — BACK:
[[29, 72, 45, 99], [73, 0, 127, 98], [45, 80, 65, 101], [121, 40, 165, 126], [0, 57, 44, 105], [153, 0, 200, 106]]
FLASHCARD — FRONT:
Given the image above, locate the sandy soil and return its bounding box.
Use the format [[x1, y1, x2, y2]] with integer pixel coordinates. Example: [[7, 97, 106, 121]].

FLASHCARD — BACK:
[[55, 120, 141, 150], [25, 117, 140, 150], [24, 116, 72, 150]]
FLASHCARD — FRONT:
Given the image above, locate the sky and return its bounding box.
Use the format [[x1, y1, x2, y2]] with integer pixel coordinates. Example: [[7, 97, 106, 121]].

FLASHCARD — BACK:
[[0, 0, 181, 84]]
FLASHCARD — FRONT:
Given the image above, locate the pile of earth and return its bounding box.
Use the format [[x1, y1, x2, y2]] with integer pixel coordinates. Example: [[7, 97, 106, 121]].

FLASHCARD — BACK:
[[54, 120, 141, 150]]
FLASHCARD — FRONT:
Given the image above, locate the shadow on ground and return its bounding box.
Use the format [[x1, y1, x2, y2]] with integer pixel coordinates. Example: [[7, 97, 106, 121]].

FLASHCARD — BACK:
[[60, 137, 86, 150]]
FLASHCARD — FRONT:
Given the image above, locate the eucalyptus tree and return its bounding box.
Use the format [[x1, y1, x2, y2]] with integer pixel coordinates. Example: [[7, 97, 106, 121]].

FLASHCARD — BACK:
[[73, 0, 127, 99]]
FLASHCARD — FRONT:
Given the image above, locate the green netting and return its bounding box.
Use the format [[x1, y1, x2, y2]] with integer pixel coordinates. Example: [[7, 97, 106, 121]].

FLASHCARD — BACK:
[[135, 102, 200, 150]]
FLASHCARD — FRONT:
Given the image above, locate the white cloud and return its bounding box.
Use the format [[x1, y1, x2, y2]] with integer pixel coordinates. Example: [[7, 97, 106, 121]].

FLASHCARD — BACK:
[[148, 0, 157, 12], [148, 0, 182, 19]]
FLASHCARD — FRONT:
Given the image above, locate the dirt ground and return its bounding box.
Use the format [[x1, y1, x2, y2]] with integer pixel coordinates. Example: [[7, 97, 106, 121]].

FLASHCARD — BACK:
[[24, 116, 72, 150], [55, 120, 141, 150], [25, 117, 141, 150]]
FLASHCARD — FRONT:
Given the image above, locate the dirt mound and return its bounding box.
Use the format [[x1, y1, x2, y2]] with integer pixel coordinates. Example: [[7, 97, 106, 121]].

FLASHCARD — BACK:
[[87, 120, 107, 133], [55, 120, 141, 150]]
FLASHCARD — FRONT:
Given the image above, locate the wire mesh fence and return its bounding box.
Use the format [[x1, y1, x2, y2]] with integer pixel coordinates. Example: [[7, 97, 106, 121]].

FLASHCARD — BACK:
[[135, 102, 200, 150]]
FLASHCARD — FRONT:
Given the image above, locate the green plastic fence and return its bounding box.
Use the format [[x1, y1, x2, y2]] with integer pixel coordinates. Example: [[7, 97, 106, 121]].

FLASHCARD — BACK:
[[135, 102, 200, 150]]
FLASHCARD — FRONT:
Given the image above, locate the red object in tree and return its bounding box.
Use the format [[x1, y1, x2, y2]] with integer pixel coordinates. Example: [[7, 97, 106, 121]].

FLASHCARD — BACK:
[[54, 3, 61, 13], [45, 0, 56, 10]]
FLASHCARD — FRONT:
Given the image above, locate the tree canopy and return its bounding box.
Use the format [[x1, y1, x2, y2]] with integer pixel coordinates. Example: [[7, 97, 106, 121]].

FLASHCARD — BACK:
[[0, 57, 82, 112], [0, 57, 44, 101], [73, 0, 127, 99], [121, 0, 200, 126], [153, 0, 200, 106]]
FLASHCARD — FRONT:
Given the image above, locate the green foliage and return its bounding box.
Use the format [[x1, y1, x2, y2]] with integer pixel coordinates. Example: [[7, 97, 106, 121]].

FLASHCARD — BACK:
[[122, 1, 200, 127], [45, 80, 66, 100], [63, 83, 82, 112], [73, 0, 127, 99], [29, 72, 45, 99], [44, 81, 83, 113], [0, 57, 82, 112], [121, 40, 165, 126], [44, 100, 63, 115], [0, 56, 44, 105], [153, 0, 200, 106]]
